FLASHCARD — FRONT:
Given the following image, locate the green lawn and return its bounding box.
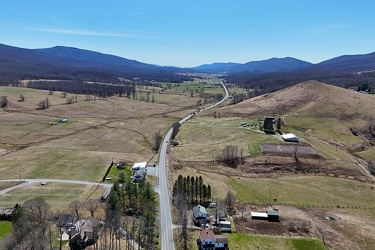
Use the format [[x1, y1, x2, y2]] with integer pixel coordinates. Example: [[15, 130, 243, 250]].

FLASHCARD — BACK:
[[104, 163, 132, 183], [227, 233, 325, 250], [0, 221, 12, 239]]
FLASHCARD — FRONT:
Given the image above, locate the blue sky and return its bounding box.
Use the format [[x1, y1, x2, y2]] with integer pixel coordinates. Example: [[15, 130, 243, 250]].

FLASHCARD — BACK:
[[1, 0, 375, 67]]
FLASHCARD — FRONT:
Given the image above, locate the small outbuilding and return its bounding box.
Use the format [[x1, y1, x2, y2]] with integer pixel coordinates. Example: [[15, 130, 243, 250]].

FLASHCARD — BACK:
[[281, 133, 299, 142], [251, 212, 268, 220], [215, 234, 229, 249], [266, 210, 280, 222], [131, 162, 147, 171]]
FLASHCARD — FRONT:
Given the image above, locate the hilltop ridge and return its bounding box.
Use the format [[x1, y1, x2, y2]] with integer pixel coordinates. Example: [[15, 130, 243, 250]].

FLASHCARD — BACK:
[[222, 80, 375, 121]]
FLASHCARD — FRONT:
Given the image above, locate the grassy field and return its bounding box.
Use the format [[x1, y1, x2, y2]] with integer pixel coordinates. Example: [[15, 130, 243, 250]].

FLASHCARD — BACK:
[[0, 86, 206, 182], [227, 233, 326, 250], [0, 182, 106, 210], [172, 116, 276, 161], [170, 111, 362, 173], [225, 175, 375, 207], [171, 167, 375, 208], [0, 84, 216, 213], [0, 221, 12, 239]]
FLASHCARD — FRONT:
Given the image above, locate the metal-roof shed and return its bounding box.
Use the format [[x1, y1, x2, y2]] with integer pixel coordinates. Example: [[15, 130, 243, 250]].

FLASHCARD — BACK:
[[251, 212, 268, 219], [281, 133, 299, 142], [266, 210, 280, 222]]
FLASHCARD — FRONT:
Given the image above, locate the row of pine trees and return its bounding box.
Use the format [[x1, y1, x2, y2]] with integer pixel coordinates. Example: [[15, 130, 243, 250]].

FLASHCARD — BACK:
[[172, 175, 212, 208]]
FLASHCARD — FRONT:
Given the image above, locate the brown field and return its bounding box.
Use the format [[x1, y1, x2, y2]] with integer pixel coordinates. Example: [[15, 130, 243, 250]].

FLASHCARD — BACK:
[[0, 182, 106, 211], [0, 85, 205, 210]]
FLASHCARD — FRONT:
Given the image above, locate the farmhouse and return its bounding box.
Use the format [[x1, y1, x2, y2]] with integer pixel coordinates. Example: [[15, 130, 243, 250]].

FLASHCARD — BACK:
[[197, 229, 229, 250], [281, 133, 299, 142], [193, 204, 208, 225], [198, 229, 215, 250], [69, 218, 102, 249], [131, 169, 147, 183]]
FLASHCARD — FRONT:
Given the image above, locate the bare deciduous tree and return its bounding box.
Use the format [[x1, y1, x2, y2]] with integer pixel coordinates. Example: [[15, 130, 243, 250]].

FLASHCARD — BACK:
[[66, 96, 75, 104], [153, 131, 162, 152], [37, 97, 50, 110], [69, 200, 82, 220], [0, 96, 8, 108], [225, 190, 235, 210], [5, 198, 52, 249], [84, 199, 100, 217], [219, 145, 239, 167], [61, 92, 67, 98], [18, 94, 25, 102]]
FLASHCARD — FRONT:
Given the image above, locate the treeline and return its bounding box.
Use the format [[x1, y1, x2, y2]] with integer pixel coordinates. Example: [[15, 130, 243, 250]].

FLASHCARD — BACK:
[[172, 175, 212, 208], [227, 68, 375, 95], [105, 180, 158, 249], [28, 80, 137, 98]]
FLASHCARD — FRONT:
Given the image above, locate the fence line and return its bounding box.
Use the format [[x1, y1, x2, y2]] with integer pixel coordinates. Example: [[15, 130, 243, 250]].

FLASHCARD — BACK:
[[236, 201, 375, 210]]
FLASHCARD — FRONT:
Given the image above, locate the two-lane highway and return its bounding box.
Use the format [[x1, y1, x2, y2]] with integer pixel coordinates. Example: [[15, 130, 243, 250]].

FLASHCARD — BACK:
[[157, 80, 229, 250]]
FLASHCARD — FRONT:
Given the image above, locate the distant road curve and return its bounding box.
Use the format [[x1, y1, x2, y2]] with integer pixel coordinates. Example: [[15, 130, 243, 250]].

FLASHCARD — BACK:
[[0, 179, 112, 195]]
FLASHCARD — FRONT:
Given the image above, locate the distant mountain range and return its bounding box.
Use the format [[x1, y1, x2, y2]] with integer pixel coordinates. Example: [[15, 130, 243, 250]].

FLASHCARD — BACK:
[[193, 57, 312, 73], [0, 43, 375, 88], [193, 52, 375, 74], [0, 44, 190, 83]]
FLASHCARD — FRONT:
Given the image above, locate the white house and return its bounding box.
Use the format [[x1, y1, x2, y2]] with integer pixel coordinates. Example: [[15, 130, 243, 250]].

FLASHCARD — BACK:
[[193, 205, 207, 225]]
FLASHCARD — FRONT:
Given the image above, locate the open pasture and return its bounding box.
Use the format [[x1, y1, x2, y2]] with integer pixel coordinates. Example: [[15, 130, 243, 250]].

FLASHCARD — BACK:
[[171, 116, 276, 161], [0, 86, 203, 182], [0, 182, 105, 210], [172, 166, 375, 208]]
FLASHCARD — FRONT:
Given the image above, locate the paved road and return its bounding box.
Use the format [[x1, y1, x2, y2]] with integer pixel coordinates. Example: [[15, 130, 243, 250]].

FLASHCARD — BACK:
[[156, 128, 175, 250], [156, 81, 229, 250], [0, 179, 112, 195]]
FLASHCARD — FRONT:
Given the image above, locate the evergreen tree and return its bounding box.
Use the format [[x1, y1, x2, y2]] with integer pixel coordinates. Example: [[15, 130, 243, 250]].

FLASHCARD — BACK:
[[198, 176, 203, 204], [190, 176, 195, 206]]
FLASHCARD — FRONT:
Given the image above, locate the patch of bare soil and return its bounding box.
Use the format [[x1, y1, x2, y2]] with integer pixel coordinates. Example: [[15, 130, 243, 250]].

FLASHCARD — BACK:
[[233, 204, 318, 237], [232, 204, 375, 250]]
